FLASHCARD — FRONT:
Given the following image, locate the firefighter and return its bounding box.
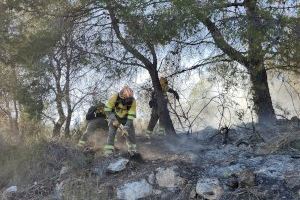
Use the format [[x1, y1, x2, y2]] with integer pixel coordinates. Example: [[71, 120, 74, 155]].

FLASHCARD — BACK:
[[78, 102, 108, 148], [146, 77, 179, 138], [103, 86, 137, 156]]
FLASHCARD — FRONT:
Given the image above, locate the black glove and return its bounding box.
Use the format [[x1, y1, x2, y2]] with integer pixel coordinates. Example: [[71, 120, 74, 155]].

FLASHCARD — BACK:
[[168, 89, 179, 100], [174, 91, 179, 100], [149, 100, 153, 108]]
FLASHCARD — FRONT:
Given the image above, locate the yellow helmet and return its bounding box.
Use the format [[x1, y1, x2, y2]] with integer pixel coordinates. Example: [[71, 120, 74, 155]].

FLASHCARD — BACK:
[[119, 86, 134, 99]]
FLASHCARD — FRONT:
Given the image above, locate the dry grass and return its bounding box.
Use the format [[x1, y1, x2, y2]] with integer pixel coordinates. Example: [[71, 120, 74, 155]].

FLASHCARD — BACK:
[[0, 138, 87, 192]]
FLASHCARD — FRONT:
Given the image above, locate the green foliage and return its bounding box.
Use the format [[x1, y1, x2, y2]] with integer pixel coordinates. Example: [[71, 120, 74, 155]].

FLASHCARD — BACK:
[[110, 0, 197, 45], [17, 28, 62, 64], [274, 16, 300, 70], [172, 0, 299, 65], [0, 0, 73, 124], [17, 84, 46, 120]]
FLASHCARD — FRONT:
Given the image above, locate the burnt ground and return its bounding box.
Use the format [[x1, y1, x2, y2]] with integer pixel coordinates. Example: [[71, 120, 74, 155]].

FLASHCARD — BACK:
[[70, 123, 300, 199], [2, 121, 300, 200]]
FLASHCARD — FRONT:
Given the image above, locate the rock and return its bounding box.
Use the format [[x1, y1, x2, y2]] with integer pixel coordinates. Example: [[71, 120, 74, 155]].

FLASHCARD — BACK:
[[196, 178, 223, 200], [148, 172, 155, 185], [155, 166, 184, 188], [5, 186, 17, 193], [2, 186, 17, 200], [117, 179, 153, 200], [60, 166, 70, 176], [107, 158, 129, 173], [189, 188, 197, 199]]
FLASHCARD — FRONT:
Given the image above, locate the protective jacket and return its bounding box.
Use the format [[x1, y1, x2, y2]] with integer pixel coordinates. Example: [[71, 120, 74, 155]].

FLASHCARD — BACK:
[[104, 93, 137, 120]]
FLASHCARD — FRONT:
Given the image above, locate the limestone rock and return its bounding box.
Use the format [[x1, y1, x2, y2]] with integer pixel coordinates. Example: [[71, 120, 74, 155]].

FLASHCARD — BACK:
[[107, 158, 129, 173], [189, 188, 197, 199], [196, 178, 223, 200], [155, 166, 184, 188], [5, 186, 17, 193], [2, 186, 17, 200], [148, 172, 155, 185], [117, 179, 153, 200]]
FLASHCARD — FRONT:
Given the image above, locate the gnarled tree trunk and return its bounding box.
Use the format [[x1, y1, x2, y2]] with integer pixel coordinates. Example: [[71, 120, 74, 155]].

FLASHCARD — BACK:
[[245, 0, 276, 125], [248, 64, 276, 124], [148, 67, 176, 135], [52, 90, 66, 137], [200, 0, 277, 126]]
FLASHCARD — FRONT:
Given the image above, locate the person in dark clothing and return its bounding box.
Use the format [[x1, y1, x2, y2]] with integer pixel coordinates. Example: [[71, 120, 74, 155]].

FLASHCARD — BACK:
[[78, 102, 108, 147], [146, 77, 179, 138]]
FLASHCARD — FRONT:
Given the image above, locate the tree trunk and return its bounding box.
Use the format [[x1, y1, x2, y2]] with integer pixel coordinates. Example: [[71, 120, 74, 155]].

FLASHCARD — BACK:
[[53, 120, 64, 137], [52, 93, 66, 137], [248, 64, 276, 125], [64, 115, 71, 138], [64, 53, 72, 138], [148, 67, 176, 135], [51, 58, 66, 137], [64, 90, 73, 139], [245, 0, 276, 125]]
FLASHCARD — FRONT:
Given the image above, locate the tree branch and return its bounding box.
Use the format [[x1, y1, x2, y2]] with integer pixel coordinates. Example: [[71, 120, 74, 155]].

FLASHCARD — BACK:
[[168, 55, 230, 77], [201, 18, 249, 67], [106, 3, 153, 68], [146, 41, 157, 67]]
